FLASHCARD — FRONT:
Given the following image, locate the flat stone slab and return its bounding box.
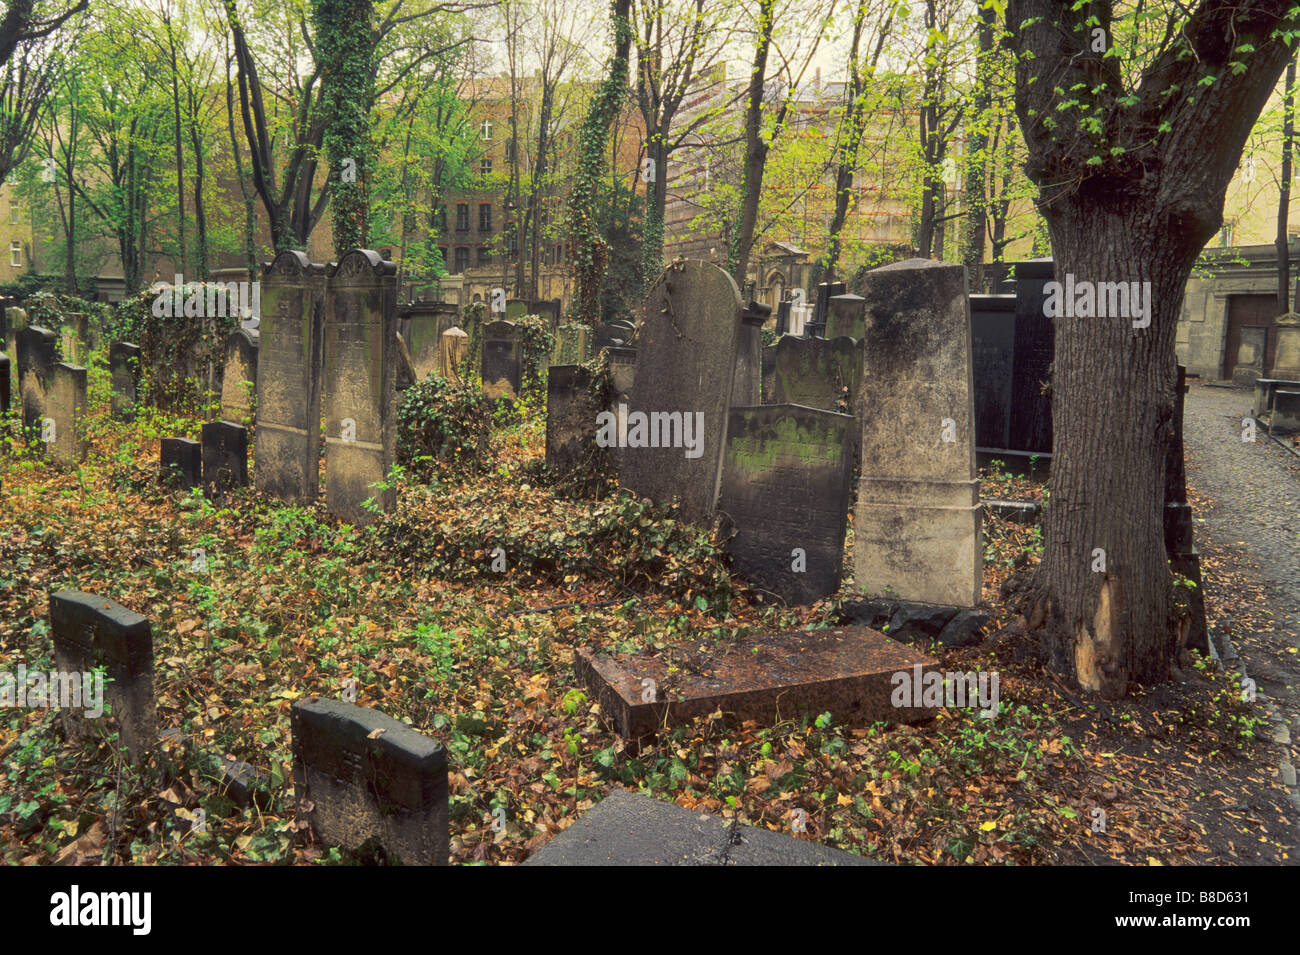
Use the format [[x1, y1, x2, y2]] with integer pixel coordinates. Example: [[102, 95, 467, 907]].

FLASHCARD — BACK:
[[576, 625, 938, 739], [523, 788, 880, 866]]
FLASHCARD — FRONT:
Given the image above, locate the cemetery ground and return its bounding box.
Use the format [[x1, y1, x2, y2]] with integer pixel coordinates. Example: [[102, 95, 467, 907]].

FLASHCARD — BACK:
[[0, 373, 1296, 867]]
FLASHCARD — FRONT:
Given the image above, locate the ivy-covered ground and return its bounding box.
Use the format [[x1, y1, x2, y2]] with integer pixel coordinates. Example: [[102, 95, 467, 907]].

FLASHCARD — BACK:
[[0, 360, 1294, 865]]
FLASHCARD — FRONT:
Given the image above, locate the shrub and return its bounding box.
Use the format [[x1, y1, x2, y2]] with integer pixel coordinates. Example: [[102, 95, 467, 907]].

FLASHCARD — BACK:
[[396, 373, 495, 477]]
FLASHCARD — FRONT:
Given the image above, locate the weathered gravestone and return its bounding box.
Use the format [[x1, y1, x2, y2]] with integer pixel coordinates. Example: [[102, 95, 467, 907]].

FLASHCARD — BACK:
[[481, 320, 522, 401], [47, 363, 88, 466], [969, 294, 1017, 450], [220, 329, 258, 422], [768, 335, 862, 414], [717, 405, 855, 604], [551, 323, 589, 366], [160, 437, 201, 489], [399, 300, 459, 381], [50, 591, 157, 765], [324, 250, 398, 524], [439, 327, 469, 385], [109, 342, 142, 421], [1165, 365, 1209, 654], [732, 302, 770, 407], [546, 365, 603, 478], [530, 298, 561, 330], [4, 306, 26, 402], [775, 300, 792, 335], [17, 325, 57, 444], [59, 313, 91, 365], [505, 299, 528, 322], [1272, 313, 1300, 380], [825, 293, 866, 342], [201, 421, 249, 498], [809, 281, 845, 338], [854, 259, 981, 607], [1233, 326, 1268, 385], [292, 698, 448, 865], [1009, 259, 1055, 455], [622, 261, 743, 525]]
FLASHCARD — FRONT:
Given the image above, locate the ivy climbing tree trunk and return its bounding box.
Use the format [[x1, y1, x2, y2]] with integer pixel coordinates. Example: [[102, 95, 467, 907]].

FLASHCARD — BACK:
[[727, 0, 774, 287], [1277, 52, 1296, 315]]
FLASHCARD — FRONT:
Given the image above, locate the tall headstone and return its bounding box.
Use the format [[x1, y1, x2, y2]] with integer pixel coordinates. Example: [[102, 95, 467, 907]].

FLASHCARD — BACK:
[[717, 405, 855, 605], [810, 281, 844, 338], [732, 302, 770, 407], [546, 365, 602, 477], [853, 259, 981, 607], [220, 329, 258, 422], [439, 327, 469, 385], [969, 294, 1017, 450], [825, 293, 866, 342], [622, 260, 743, 525], [481, 320, 522, 400], [257, 250, 326, 502], [1009, 259, 1055, 454], [324, 249, 398, 524], [292, 698, 448, 866], [775, 300, 792, 335], [160, 437, 201, 490], [769, 335, 862, 415], [1165, 365, 1209, 653], [17, 325, 56, 444], [201, 421, 249, 498], [109, 342, 143, 421], [49, 591, 157, 765], [47, 363, 88, 465]]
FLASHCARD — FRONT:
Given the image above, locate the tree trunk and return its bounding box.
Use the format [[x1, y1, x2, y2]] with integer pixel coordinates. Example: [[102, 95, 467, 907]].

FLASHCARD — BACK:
[[1278, 54, 1296, 314], [961, 4, 995, 291], [728, 0, 774, 286]]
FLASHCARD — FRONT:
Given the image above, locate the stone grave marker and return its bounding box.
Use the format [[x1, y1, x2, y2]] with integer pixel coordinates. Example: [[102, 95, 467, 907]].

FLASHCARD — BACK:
[[854, 259, 981, 607], [969, 294, 1017, 450], [257, 250, 326, 502], [768, 335, 861, 415], [717, 405, 855, 604], [732, 302, 770, 407], [160, 437, 201, 489], [439, 327, 469, 385], [1009, 259, 1055, 455], [17, 325, 56, 444], [1233, 326, 1268, 385], [809, 281, 845, 337], [1272, 313, 1300, 380], [398, 300, 457, 381], [505, 299, 528, 322], [109, 342, 143, 421], [825, 293, 866, 341], [1274, 389, 1300, 431], [551, 323, 589, 366], [4, 305, 26, 401], [47, 363, 88, 466], [775, 300, 792, 335], [622, 260, 743, 525], [201, 420, 249, 498], [220, 329, 258, 423], [760, 342, 777, 403], [546, 365, 604, 478], [50, 591, 157, 765], [292, 698, 448, 866], [530, 298, 561, 330], [324, 249, 398, 524], [481, 320, 522, 400]]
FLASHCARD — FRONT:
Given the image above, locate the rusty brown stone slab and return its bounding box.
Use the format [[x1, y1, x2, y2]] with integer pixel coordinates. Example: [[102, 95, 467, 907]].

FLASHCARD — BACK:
[[576, 625, 939, 739]]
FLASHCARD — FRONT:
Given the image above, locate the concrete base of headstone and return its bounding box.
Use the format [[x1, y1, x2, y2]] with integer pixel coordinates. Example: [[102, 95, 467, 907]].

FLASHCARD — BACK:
[[291, 699, 448, 866], [576, 625, 939, 740]]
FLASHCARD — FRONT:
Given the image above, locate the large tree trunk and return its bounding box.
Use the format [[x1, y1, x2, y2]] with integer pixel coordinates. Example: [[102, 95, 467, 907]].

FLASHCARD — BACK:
[[1278, 54, 1296, 314], [728, 0, 773, 287]]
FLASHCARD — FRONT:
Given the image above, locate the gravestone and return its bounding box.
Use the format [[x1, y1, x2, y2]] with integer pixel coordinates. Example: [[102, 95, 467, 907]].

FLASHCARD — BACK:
[[607, 346, 636, 404], [17, 325, 56, 444], [47, 363, 88, 466], [854, 259, 981, 607], [0, 351, 8, 417], [825, 293, 866, 341], [481, 320, 522, 400], [622, 260, 743, 525], [760, 343, 778, 403], [1272, 313, 1300, 380], [1164, 364, 1209, 654], [220, 329, 258, 422], [775, 300, 792, 335], [1009, 259, 1055, 454], [4, 305, 26, 401], [1233, 326, 1268, 385], [551, 323, 589, 366], [398, 301, 456, 381], [201, 421, 248, 498], [732, 302, 770, 407], [109, 342, 143, 421], [717, 405, 855, 604], [160, 437, 201, 489], [769, 335, 861, 415], [50, 591, 157, 765], [439, 327, 469, 385], [324, 249, 398, 524], [546, 365, 602, 477], [292, 698, 448, 866], [59, 313, 90, 365], [257, 250, 326, 502], [810, 281, 844, 337], [969, 294, 1017, 450], [530, 298, 562, 330], [505, 299, 528, 323]]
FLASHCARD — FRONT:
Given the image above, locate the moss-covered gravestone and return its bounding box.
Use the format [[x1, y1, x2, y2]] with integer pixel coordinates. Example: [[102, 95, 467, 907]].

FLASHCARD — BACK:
[[769, 335, 862, 415], [47, 363, 88, 466], [17, 325, 56, 445], [220, 329, 258, 423]]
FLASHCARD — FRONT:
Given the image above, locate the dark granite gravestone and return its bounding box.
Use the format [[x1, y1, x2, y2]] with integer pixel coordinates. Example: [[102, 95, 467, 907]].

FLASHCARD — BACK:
[[969, 294, 1017, 450], [50, 591, 157, 765], [622, 260, 744, 525], [17, 325, 57, 445], [201, 421, 248, 498], [1233, 325, 1268, 385], [292, 698, 448, 866], [854, 259, 981, 607], [47, 363, 88, 466], [825, 293, 866, 341], [717, 405, 855, 604], [0, 351, 8, 417], [1165, 365, 1209, 653], [160, 437, 201, 489], [1009, 259, 1055, 454], [324, 250, 398, 524], [551, 323, 589, 366], [732, 302, 770, 407], [109, 342, 143, 421], [219, 329, 258, 422], [481, 320, 522, 400], [257, 250, 326, 502], [546, 365, 602, 477], [769, 335, 862, 415]]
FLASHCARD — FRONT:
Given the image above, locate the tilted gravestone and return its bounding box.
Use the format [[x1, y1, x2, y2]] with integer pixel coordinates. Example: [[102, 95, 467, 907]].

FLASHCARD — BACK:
[[50, 591, 157, 765], [201, 420, 249, 498], [546, 365, 603, 478], [769, 335, 862, 415], [854, 259, 981, 607], [292, 698, 448, 865], [17, 325, 57, 444], [621, 260, 743, 525], [109, 342, 143, 421], [160, 437, 201, 489], [481, 320, 522, 401], [257, 250, 326, 503], [220, 329, 259, 423], [47, 363, 88, 466], [717, 405, 855, 605], [732, 302, 770, 408], [324, 249, 398, 524], [825, 293, 866, 342]]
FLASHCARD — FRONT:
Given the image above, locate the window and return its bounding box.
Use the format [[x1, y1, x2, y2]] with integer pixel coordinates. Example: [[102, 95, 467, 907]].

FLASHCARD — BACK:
[[480, 158, 493, 177], [478, 203, 492, 232], [477, 246, 491, 267], [456, 203, 469, 231], [554, 244, 564, 264], [454, 247, 470, 274], [480, 119, 493, 140], [8, 201, 17, 224], [434, 205, 447, 233], [9, 241, 21, 267]]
